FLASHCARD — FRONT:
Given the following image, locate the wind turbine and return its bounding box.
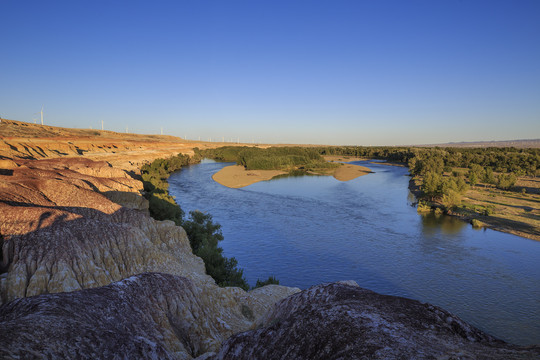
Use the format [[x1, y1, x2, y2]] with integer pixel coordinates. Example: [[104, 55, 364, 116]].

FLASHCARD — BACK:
[[40, 105, 44, 125]]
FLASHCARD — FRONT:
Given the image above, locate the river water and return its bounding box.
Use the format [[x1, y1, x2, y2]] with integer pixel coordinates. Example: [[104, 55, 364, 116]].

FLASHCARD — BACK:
[[168, 159, 540, 345]]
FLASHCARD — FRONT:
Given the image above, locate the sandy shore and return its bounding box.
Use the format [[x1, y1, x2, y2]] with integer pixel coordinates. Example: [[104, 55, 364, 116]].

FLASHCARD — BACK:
[[212, 165, 287, 188], [332, 163, 372, 181], [213, 163, 372, 188]]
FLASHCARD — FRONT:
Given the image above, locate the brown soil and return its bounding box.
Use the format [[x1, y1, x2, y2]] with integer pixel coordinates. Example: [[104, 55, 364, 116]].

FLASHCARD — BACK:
[[212, 165, 287, 188], [458, 184, 540, 241], [0, 119, 227, 171], [332, 163, 372, 181]]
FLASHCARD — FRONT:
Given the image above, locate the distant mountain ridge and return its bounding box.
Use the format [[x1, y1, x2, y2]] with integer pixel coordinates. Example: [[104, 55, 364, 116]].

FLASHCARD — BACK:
[[416, 139, 540, 148]]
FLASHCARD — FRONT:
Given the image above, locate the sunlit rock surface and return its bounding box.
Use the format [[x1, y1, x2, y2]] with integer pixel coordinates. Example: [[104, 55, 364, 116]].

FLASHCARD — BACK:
[[213, 282, 540, 359]]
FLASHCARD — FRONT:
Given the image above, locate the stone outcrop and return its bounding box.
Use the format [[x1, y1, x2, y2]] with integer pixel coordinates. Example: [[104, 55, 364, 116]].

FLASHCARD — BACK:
[[0, 273, 211, 359], [0, 158, 299, 358], [213, 282, 540, 359]]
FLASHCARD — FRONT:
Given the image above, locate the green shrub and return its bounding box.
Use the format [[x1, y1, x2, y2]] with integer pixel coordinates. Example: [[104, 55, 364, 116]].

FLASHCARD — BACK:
[[141, 154, 250, 291], [471, 219, 484, 228], [183, 211, 249, 290], [253, 276, 280, 289]]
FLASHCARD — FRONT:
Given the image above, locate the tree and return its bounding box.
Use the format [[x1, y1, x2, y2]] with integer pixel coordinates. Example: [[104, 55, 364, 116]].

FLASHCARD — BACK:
[[496, 173, 517, 190], [422, 171, 442, 200], [441, 190, 462, 211], [253, 276, 280, 289], [468, 172, 478, 188], [483, 167, 496, 185], [183, 211, 249, 290]]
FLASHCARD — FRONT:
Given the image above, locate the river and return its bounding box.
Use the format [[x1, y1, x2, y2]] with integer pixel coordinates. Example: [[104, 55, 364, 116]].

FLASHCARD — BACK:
[[168, 159, 540, 345]]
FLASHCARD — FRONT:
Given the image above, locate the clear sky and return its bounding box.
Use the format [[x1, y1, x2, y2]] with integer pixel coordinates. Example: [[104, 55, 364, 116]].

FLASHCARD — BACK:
[[1, 1, 539, 145]]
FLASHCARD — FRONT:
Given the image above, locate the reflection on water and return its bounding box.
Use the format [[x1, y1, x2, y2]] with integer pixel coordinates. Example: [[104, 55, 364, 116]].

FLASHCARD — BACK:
[[169, 159, 540, 345], [421, 213, 467, 236]]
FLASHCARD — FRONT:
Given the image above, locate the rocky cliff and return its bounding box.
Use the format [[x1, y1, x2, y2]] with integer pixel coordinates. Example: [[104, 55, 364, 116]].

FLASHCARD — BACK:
[[214, 282, 540, 359], [0, 157, 299, 358], [0, 119, 220, 171]]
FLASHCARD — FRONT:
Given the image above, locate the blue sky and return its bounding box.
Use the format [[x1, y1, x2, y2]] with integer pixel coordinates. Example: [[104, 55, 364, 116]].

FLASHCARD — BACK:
[[1, 1, 539, 145]]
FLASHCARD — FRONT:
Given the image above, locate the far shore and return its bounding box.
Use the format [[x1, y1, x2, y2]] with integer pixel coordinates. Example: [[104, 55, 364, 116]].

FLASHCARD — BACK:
[[213, 162, 372, 189]]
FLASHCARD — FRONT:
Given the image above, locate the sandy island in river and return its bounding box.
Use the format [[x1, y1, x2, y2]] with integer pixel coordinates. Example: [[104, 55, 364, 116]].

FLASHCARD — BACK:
[[212, 165, 288, 188], [213, 162, 372, 188]]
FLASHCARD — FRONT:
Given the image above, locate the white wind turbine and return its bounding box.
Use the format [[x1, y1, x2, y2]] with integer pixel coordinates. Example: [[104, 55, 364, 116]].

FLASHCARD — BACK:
[[34, 106, 44, 125]]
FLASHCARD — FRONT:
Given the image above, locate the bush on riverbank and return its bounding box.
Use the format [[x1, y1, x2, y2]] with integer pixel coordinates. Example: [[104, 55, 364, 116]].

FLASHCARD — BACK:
[[141, 153, 250, 290], [253, 276, 280, 289]]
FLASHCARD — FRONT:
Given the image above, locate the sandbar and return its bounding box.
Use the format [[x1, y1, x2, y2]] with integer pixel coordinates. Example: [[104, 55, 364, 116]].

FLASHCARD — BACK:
[[332, 163, 372, 181], [212, 165, 287, 188], [213, 163, 372, 188]]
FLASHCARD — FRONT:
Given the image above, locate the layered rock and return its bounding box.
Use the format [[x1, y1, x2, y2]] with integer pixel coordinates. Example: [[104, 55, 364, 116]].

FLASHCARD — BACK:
[[0, 272, 244, 359], [0, 119, 223, 171], [0, 158, 299, 357], [213, 282, 540, 359]]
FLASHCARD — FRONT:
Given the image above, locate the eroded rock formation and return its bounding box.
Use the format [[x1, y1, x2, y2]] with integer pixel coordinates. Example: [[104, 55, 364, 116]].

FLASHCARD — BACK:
[[213, 281, 540, 359], [0, 273, 241, 359], [0, 119, 220, 171], [0, 158, 299, 358]]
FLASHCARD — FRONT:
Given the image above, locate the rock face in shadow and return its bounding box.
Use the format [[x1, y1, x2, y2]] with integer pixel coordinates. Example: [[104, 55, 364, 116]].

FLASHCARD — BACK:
[[0, 273, 224, 359], [213, 282, 540, 360]]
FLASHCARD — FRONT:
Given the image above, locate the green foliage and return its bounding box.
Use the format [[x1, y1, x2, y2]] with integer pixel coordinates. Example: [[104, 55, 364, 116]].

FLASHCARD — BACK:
[[200, 146, 338, 172], [253, 276, 280, 289], [459, 203, 495, 216], [421, 171, 443, 200], [483, 167, 496, 185], [182, 210, 224, 252], [148, 192, 183, 224], [441, 190, 462, 211], [140, 153, 194, 225], [471, 219, 483, 228], [496, 173, 517, 190], [416, 201, 432, 213], [183, 211, 249, 290], [313, 145, 539, 178], [141, 154, 250, 290]]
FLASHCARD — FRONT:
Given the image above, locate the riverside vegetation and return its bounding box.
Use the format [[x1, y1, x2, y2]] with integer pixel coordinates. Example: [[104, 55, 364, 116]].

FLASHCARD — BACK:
[[199, 145, 538, 239], [198, 146, 340, 174], [141, 152, 279, 290], [317, 146, 539, 239]]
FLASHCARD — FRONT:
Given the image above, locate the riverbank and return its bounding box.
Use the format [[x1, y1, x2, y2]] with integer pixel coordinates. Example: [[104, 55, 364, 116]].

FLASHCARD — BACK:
[[409, 174, 540, 241], [212, 162, 372, 188], [212, 165, 288, 188]]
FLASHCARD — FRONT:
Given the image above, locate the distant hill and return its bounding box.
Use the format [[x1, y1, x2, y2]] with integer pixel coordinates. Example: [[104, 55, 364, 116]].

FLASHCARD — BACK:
[[416, 139, 540, 149]]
